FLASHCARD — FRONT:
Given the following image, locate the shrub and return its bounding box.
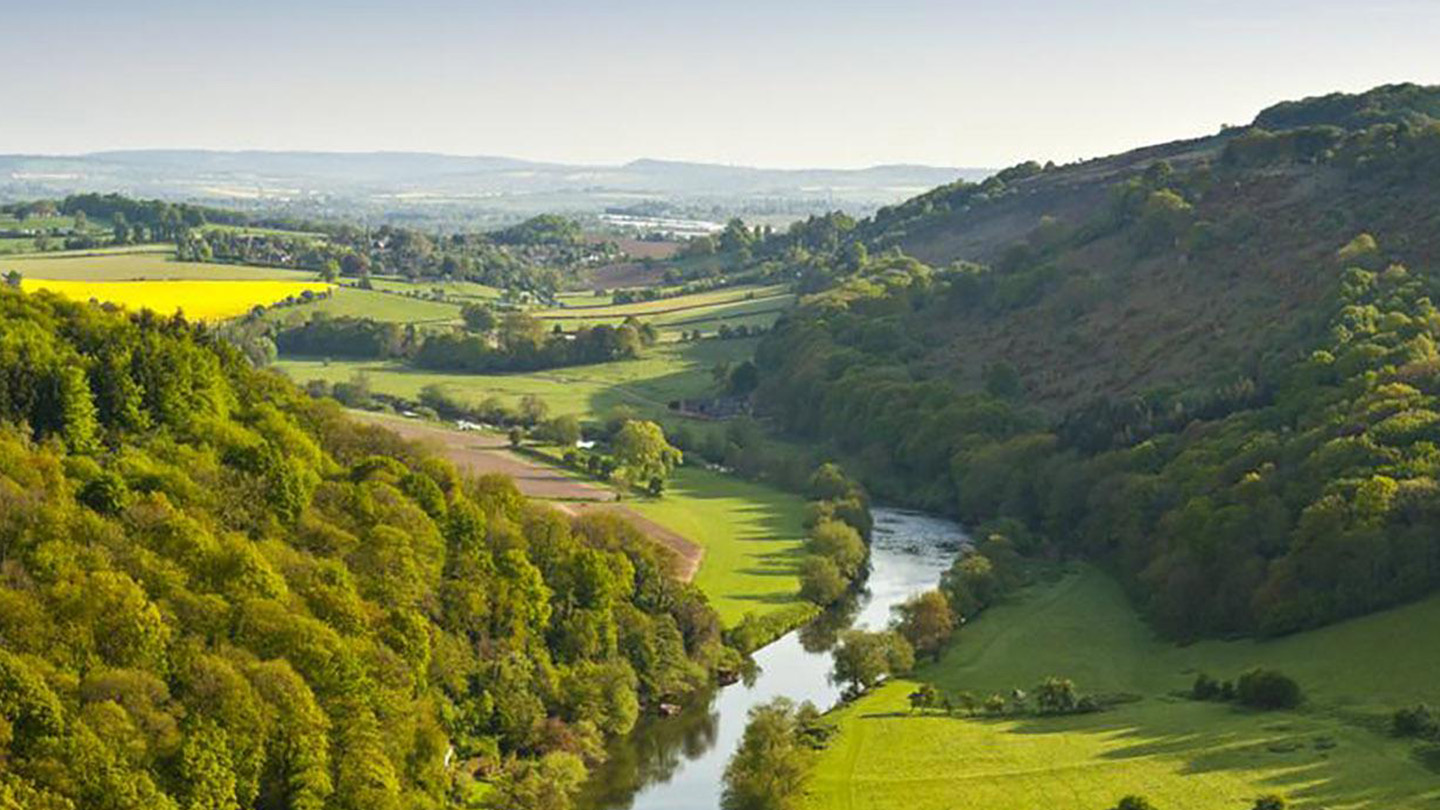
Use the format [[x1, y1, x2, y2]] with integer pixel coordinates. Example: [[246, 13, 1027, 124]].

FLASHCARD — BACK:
[[1392, 704, 1439, 738], [1191, 672, 1221, 701], [1236, 668, 1302, 710]]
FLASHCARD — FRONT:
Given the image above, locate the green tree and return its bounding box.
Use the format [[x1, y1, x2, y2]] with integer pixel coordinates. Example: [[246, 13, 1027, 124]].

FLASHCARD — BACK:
[[519, 394, 549, 426], [1034, 676, 1078, 714], [798, 556, 846, 606], [907, 683, 938, 714], [1236, 668, 1302, 710], [483, 752, 586, 810], [892, 590, 955, 660], [461, 302, 499, 334], [830, 630, 914, 694], [806, 519, 866, 578], [721, 698, 812, 810], [539, 414, 582, 446], [612, 420, 681, 486]]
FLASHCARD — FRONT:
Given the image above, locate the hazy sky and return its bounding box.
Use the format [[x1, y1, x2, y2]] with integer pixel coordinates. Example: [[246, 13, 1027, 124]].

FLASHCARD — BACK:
[[6, 0, 1440, 168]]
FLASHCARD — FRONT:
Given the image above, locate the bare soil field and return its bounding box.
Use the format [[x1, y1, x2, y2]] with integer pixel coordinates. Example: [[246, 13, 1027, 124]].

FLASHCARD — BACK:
[[350, 412, 616, 501], [584, 261, 667, 290]]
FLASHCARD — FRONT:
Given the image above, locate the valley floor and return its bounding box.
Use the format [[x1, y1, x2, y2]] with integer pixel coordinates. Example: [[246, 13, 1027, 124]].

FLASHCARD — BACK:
[[807, 565, 1440, 810]]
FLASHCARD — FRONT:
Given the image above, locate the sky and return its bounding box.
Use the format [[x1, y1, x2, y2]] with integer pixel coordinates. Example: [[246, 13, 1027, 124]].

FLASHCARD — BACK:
[[5, 0, 1440, 169]]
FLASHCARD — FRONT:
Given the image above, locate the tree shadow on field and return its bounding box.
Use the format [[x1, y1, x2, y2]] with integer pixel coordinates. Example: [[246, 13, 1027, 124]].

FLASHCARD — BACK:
[[885, 697, 1440, 808]]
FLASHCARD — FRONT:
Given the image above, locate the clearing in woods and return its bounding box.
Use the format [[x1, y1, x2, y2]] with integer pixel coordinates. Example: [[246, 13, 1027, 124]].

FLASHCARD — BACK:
[[805, 565, 1440, 810]]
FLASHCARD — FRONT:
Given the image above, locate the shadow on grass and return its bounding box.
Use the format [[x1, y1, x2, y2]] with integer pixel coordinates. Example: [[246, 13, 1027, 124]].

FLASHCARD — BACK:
[[850, 698, 1439, 808]]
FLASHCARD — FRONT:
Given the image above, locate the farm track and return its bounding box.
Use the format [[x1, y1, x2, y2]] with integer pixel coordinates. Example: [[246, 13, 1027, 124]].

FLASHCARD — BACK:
[[538, 292, 791, 320]]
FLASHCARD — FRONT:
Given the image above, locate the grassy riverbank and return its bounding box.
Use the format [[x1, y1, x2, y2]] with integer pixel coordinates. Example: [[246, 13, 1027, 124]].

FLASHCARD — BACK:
[[630, 466, 811, 627], [806, 565, 1440, 809]]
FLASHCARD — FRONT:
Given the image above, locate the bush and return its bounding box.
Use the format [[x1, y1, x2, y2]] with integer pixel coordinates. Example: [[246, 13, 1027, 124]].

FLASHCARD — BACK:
[[1392, 704, 1439, 738], [1191, 672, 1221, 701], [1235, 668, 1302, 710], [1252, 796, 1287, 810], [1111, 797, 1158, 810]]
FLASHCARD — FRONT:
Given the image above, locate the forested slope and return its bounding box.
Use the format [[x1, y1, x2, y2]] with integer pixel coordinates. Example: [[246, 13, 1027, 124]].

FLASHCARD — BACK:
[[0, 289, 728, 809], [753, 84, 1440, 639]]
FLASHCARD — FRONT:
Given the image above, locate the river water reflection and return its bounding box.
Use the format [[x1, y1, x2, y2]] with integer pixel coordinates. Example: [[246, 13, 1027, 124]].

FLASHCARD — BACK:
[[579, 508, 968, 810]]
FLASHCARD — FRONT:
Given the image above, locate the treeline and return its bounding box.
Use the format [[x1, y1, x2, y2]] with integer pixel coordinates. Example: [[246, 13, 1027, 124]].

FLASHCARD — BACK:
[[755, 230, 1440, 640], [59, 192, 210, 242], [0, 287, 732, 810], [179, 225, 577, 295]]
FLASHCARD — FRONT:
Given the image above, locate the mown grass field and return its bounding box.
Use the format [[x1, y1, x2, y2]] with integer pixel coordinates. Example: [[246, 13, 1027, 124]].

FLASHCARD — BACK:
[[536, 284, 788, 319], [1, 249, 317, 280], [806, 565, 1440, 810], [22, 278, 333, 321], [265, 285, 464, 324], [365, 276, 503, 301], [274, 337, 759, 421], [629, 466, 809, 625]]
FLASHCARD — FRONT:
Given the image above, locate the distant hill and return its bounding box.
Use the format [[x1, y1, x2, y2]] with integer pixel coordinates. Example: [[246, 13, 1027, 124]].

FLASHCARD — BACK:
[[0, 149, 991, 226]]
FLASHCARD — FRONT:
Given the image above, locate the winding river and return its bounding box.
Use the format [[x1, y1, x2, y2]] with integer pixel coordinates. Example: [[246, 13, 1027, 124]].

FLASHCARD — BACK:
[[579, 508, 968, 810]]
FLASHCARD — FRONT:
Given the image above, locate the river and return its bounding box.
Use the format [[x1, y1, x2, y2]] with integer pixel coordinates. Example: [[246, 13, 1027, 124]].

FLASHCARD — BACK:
[[578, 507, 968, 810]]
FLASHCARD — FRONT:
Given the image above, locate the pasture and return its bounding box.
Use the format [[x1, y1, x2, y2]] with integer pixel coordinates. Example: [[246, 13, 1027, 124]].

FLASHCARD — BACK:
[[264, 285, 464, 324], [365, 275, 504, 301], [1, 249, 317, 280], [536, 284, 788, 320], [274, 337, 760, 422], [805, 565, 1440, 810], [21, 278, 333, 321], [629, 466, 810, 626]]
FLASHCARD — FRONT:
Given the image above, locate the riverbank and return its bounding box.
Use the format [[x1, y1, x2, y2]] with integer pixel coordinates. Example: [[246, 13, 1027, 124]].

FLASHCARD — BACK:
[[804, 564, 1440, 809], [579, 508, 967, 810]]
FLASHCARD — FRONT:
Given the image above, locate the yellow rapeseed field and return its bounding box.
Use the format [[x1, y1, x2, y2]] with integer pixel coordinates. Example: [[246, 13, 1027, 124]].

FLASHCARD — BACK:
[[20, 279, 333, 321]]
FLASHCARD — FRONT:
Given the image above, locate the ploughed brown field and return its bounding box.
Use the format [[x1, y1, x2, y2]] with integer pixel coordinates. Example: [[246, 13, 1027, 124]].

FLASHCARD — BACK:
[[349, 411, 703, 581]]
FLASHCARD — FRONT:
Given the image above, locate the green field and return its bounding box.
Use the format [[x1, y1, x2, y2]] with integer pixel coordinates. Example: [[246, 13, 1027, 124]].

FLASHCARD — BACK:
[[630, 467, 809, 625], [200, 222, 328, 240], [806, 565, 1440, 810], [1, 249, 319, 280], [275, 337, 758, 421], [265, 285, 464, 324], [536, 284, 788, 319], [365, 275, 504, 301]]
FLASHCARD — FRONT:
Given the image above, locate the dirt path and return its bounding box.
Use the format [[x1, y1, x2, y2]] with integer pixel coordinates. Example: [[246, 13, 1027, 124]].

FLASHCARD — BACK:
[[349, 411, 703, 581], [553, 501, 703, 582], [351, 411, 616, 501]]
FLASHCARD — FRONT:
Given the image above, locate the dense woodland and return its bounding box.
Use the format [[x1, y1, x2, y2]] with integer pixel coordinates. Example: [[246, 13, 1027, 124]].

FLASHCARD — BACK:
[[749, 85, 1440, 639], [0, 288, 732, 809]]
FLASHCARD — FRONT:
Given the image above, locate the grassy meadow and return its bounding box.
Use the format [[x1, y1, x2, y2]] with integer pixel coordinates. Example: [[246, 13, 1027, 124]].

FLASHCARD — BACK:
[[275, 337, 759, 421], [264, 285, 465, 324], [805, 565, 1440, 810], [629, 466, 810, 626]]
